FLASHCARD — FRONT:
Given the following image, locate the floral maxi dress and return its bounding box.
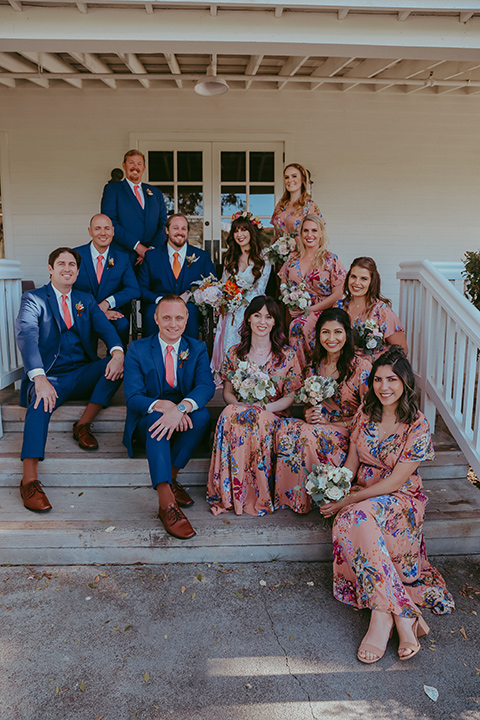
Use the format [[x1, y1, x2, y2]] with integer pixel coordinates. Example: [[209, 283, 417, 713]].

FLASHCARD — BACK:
[[333, 410, 455, 616]]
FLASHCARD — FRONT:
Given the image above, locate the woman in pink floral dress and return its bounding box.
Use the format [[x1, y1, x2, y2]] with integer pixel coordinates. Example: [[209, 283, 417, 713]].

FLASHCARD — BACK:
[[321, 347, 454, 664], [274, 308, 370, 513], [271, 163, 323, 240], [278, 214, 346, 369], [207, 296, 302, 517]]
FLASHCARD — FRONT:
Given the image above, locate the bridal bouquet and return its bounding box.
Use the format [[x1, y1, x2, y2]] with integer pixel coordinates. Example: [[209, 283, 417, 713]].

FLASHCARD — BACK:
[[228, 360, 277, 408], [305, 463, 353, 523], [190, 274, 223, 315], [218, 275, 252, 316], [280, 279, 310, 316], [295, 375, 338, 406], [264, 233, 297, 265], [353, 318, 383, 355]]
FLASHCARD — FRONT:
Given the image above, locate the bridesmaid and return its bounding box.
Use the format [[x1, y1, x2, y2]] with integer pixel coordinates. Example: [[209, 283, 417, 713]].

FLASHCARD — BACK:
[[210, 213, 271, 381], [207, 296, 301, 517], [274, 308, 370, 513], [337, 257, 407, 361], [321, 347, 454, 664], [279, 214, 346, 369], [271, 163, 323, 240]]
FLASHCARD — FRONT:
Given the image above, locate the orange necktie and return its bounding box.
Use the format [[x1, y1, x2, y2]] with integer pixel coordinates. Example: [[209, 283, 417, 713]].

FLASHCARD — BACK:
[[96, 255, 104, 284], [165, 345, 175, 388], [62, 295, 72, 329], [173, 252, 181, 279], [134, 184, 144, 208]]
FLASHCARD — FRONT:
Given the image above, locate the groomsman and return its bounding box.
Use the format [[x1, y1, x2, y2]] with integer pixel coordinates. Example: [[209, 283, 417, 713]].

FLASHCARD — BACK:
[[15, 247, 124, 513], [137, 213, 216, 338], [123, 295, 215, 539], [100, 149, 167, 264], [74, 213, 140, 347]]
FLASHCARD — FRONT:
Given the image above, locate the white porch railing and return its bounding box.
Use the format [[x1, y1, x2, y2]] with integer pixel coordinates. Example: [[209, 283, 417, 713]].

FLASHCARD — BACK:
[[397, 259, 480, 477], [0, 260, 23, 437]]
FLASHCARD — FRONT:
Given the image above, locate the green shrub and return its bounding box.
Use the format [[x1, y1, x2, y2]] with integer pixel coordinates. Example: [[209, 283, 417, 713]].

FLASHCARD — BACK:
[[462, 251, 480, 310]]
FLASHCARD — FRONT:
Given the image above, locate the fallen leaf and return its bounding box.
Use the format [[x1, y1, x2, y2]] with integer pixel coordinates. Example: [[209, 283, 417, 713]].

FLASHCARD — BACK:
[[94, 716, 105, 720], [124, 625, 132, 632], [181, 586, 186, 594], [221, 519, 231, 525], [55, 686, 59, 695], [245, 683, 252, 689], [346, 692, 352, 698], [79, 680, 86, 693], [191, 592, 196, 600], [460, 626, 468, 640], [259, 580, 267, 587], [423, 685, 439, 702], [289, 635, 293, 642], [112, 627, 119, 631], [234, 591, 244, 599], [105, 526, 116, 533], [119, 592, 128, 598], [78, 492, 84, 497], [88, 584, 95, 589], [94, 576, 100, 584], [306, 581, 314, 587], [99, 571, 108, 578], [258, 627, 264, 633], [197, 573, 203, 582], [144, 671, 150, 683]]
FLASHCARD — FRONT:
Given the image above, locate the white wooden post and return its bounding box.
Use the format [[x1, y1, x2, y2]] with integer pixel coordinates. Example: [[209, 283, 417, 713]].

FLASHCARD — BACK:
[[0, 260, 24, 438]]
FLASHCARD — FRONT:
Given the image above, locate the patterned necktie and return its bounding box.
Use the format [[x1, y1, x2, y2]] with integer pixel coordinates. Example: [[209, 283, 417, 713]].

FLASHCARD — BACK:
[[165, 345, 175, 388], [134, 184, 144, 208], [173, 252, 181, 279], [61, 295, 72, 329], [96, 255, 104, 284]]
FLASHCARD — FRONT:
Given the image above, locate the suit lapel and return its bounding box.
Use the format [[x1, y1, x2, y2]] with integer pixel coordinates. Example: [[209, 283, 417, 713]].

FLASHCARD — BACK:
[[98, 248, 114, 295], [46, 283, 63, 332], [121, 179, 144, 223], [176, 336, 189, 396], [151, 335, 165, 396], [84, 244, 100, 292]]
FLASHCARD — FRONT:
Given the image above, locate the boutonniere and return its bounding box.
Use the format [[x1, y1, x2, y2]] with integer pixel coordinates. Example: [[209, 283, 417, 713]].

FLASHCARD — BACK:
[[108, 257, 115, 268], [146, 188, 153, 197], [186, 254, 199, 267], [178, 350, 190, 368], [75, 301, 85, 317]]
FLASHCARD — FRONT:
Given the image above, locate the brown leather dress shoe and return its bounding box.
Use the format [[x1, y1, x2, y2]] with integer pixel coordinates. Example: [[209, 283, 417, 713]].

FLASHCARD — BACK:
[[73, 422, 98, 450], [20, 480, 52, 513], [158, 502, 196, 539], [172, 479, 194, 507]]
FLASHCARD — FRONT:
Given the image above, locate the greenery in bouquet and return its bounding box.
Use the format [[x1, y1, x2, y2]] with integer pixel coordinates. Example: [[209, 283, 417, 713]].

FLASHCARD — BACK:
[[228, 360, 278, 408], [353, 318, 384, 355], [218, 275, 253, 316], [190, 274, 223, 316], [264, 233, 297, 265], [295, 375, 338, 406], [305, 463, 353, 525], [280, 279, 310, 316]]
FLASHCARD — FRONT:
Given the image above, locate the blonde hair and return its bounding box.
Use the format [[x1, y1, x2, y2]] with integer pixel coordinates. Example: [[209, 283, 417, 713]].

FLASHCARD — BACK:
[[297, 214, 328, 268]]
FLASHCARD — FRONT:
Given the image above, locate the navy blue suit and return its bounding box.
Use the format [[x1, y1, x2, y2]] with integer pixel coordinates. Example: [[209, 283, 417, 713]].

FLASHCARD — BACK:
[[123, 334, 215, 487], [137, 244, 216, 338], [73, 243, 140, 346], [15, 283, 123, 460], [100, 180, 167, 257]]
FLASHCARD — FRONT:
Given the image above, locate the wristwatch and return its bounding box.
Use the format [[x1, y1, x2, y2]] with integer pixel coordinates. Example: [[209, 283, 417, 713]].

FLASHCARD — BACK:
[[177, 403, 188, 414]]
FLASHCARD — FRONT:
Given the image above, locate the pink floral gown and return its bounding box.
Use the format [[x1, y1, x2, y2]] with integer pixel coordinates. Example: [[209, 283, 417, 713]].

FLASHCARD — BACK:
[[333, 410, 454, 616], [271, 198, 322, 240], [207, 346, 302, 516], [279, 251, 346, 369], [274, 355, 371, 513], [336, 299, 404, 364]]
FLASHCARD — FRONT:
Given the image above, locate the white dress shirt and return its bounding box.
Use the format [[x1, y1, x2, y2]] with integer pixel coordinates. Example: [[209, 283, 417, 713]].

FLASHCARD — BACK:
[[147, 335, 198, 413], [125, 178, 145, 251], [90, 243, 115, 309]]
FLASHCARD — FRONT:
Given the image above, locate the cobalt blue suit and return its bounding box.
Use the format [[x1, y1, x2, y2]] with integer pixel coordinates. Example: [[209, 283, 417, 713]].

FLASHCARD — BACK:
[[137, 244, 216, 338], [15, 283, 123, 460], [100, 180, 167, 258], [123, 334, 215, 488], [73, 243, 140, 346]]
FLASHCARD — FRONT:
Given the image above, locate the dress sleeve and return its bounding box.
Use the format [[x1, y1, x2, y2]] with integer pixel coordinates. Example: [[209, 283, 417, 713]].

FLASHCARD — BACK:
[[356, 357, 371, 401], [220, 346, 237, 383], [306, 198, 323, 219], [255, 257, 272, 295], [398, 414, 435, 464], [278, 258, 289, 284], [279, 347, 303, 396], [349, 408, 366, 445], [377, 304, 404, 339], [330, 254, 347, 288]]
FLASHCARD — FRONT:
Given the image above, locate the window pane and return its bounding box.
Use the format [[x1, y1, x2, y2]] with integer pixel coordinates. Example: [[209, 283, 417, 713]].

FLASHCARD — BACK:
[[158, 185, 174, 214], [178, 151, 203, 182], [148, 151, 173, 182], [221, 185, 246, 216], [178, 185, 203, 215], [249, 186, 275, 218], [221, 152, 246, 182], [250, 151, 274, 182], [188, 219, 204, 249]]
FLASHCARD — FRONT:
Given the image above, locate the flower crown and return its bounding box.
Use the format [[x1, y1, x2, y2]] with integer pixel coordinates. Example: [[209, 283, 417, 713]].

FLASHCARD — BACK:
[[231, 211, 263, 230]]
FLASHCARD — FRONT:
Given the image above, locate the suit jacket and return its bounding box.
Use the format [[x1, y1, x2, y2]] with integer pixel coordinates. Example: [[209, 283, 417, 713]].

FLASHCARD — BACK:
[[123, 334, 215, 456], [100, 179, 167, 253], [73, 243, 140, 311], [15, 283, 122, 406], [138, 244, 216, 305]]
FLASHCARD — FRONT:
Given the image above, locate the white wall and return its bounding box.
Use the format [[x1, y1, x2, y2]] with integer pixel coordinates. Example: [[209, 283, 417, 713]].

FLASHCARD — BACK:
[[1, 84, 479, 308]]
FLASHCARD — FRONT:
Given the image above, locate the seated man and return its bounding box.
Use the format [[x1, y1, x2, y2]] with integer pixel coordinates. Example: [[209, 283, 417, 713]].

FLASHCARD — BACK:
[[15, 247, 124, 513], [74, 213, 140, 347], [137, 213, 216, 339], [123, 294, 215, 539]]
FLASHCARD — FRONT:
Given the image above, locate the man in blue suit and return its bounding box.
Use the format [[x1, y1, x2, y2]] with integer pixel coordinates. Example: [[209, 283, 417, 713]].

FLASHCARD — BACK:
[[123, 295, 215, 539], [138, 213, 216, 338], [100, 149, 167, 264], [15, 247, 124, 513], [74, 213, 140, 347]]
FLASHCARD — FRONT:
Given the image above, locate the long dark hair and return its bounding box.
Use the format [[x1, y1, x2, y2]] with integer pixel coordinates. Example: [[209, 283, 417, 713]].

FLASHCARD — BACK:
[[223, 217, 265, 283], [311, 307, 356, 383], [236, 296, 286, 366], [363, 346, 419, 424], [343, 257, 391, 315]]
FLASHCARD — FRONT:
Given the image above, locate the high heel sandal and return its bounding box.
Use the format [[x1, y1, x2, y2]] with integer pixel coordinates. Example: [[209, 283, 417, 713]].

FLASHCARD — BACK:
[[398, 615, 430, 661], [357, 616, 394, 665]]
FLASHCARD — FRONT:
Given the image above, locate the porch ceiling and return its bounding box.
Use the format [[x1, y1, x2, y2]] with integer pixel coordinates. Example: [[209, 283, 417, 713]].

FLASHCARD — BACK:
[[0, 0, 479, 95]]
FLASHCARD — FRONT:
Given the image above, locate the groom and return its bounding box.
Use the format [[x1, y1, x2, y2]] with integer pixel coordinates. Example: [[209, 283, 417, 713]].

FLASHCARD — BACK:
[[123, 294, 215, 539]]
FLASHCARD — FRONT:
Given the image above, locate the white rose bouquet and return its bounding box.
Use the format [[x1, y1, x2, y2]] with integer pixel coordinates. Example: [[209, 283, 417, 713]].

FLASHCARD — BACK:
[[280, 279, 311, 316], [228, 360, 277, 408], [305, 463, 353, 525], [353, 318, 384, 355], [264, 233, 297, 265], [295, 375, 338, 406], [190, 274, 224, 315]]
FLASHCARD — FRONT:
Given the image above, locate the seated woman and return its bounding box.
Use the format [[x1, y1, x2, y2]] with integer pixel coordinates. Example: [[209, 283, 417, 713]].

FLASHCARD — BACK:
[[279, 214, 346, 369], [211, 213, 271, 381], [274, 308, 370, 513], [336, 257, 407, 362], [321, 347, 454, 664], [207, 296, 301, 517], [271, 163, 323, 240]]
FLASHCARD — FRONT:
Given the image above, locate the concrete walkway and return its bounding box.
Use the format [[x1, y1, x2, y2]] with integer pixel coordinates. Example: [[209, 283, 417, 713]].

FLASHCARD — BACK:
[[0, 557, 478, 720]]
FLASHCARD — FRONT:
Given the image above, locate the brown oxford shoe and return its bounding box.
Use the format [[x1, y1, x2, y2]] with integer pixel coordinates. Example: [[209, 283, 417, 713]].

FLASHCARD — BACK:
[[20, 480, 52, 513], [172, 479, 194, 507], [158, 502, 196, 540], [73, 422, 98, 451]]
